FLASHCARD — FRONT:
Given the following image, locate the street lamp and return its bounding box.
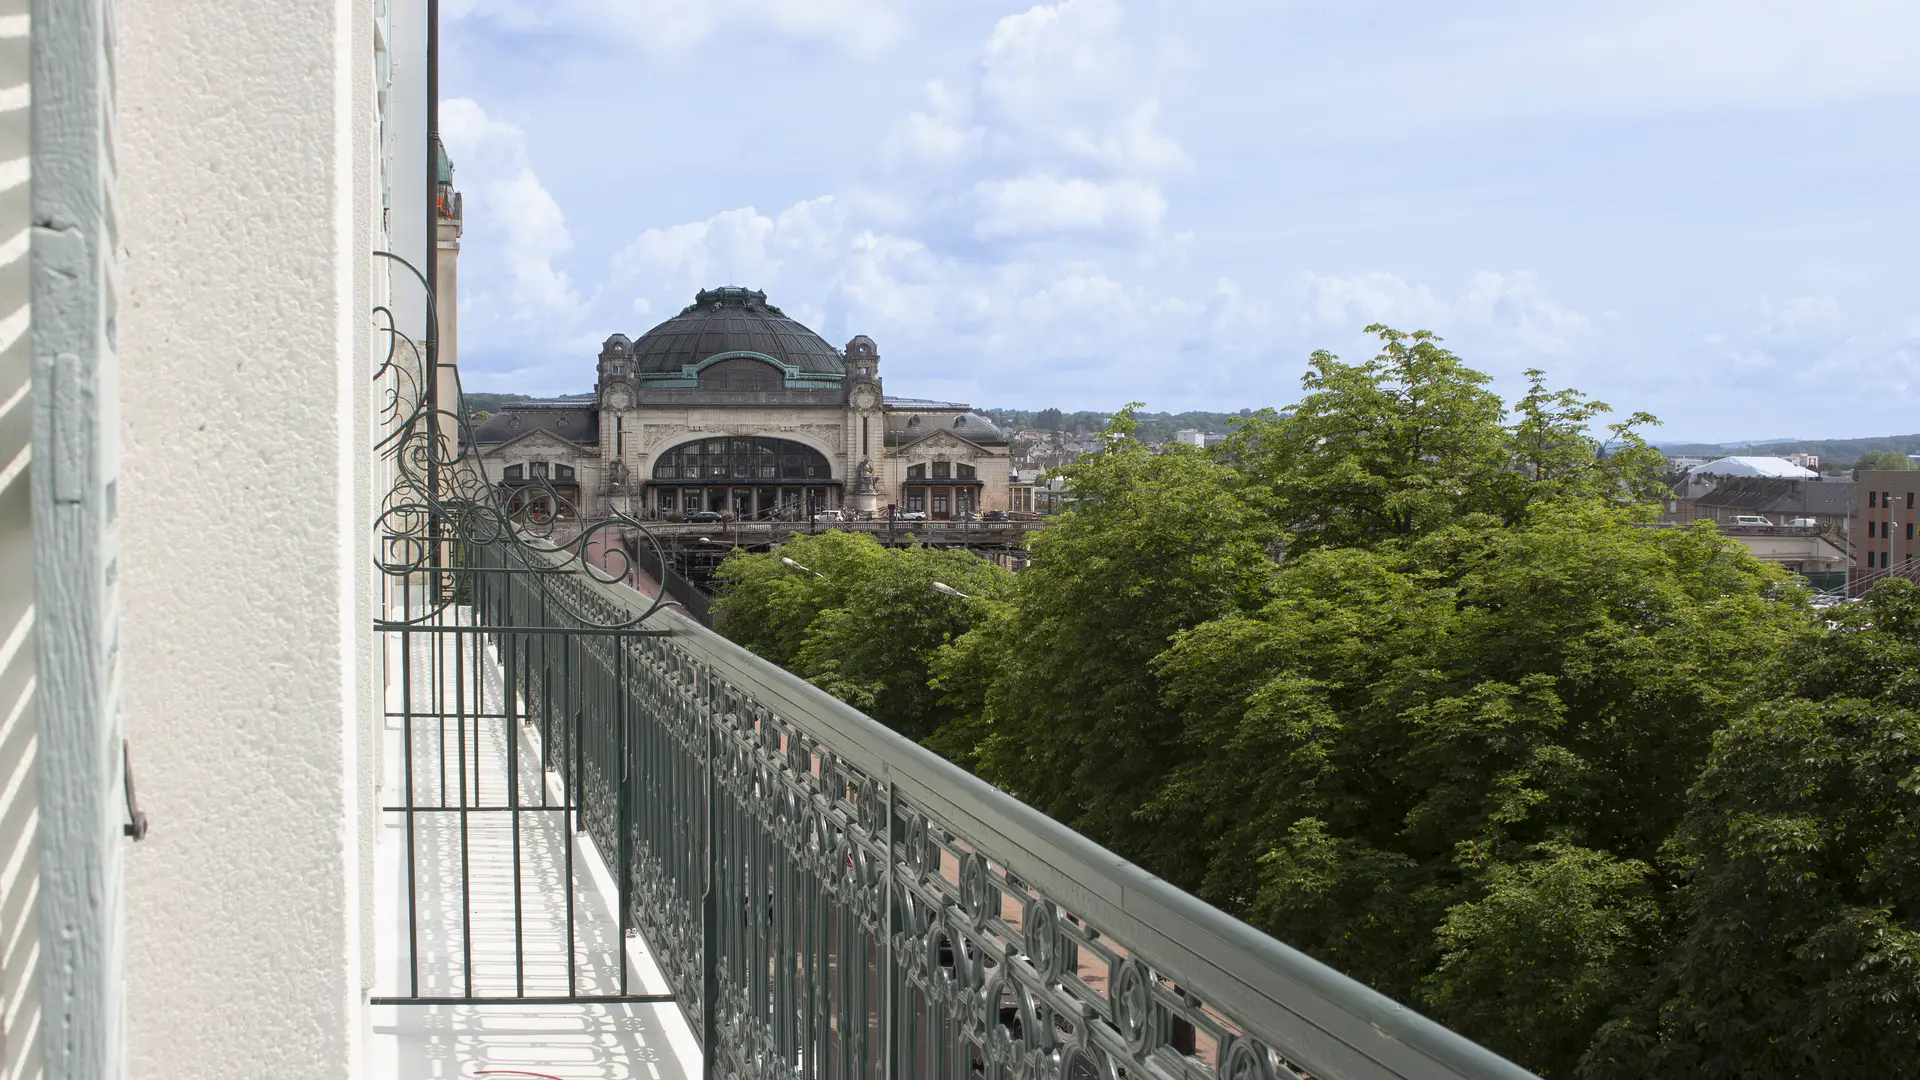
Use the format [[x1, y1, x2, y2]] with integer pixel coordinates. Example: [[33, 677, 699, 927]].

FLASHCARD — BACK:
[[782, 556, 824, 579], [931, 581, 971, 600]]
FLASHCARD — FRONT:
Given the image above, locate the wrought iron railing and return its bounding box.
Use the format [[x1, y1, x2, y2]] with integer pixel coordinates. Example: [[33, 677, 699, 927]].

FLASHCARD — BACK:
[[473, 538, 1538, 1080]]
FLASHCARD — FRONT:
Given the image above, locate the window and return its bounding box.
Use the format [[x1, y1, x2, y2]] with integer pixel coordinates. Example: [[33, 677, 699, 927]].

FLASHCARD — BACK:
[[651, 437, 833, 485], [933, 461, 951, 480], [908, 415, 920, 427], [1886, 491, 1894, 507], [503, 464, 523, 481], [1908, 522, 1914, 540], [611, 362, 625, 376], [1870, 491, 1879, 508], [907, 464, 926, 481], [1909, 492, 1915, 509], [906, 491, 925, 513], [954, 415, 965, 428], [861, 416, 869, 456], [657, 489, 676, 512], [555, 464, 575, 481], [531, 461, 549, 479], [957, 463, 976, 480], [1868, 551, 1877, 568], [1869, 520, 1877, 538]]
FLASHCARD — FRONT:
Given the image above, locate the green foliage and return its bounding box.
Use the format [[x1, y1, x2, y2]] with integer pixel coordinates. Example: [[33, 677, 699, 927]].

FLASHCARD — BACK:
[[1148, 512, 1800, 1075], [701, 326, 1910, 1078], [1585, 581, 1920, 1079], [712, 532, 1011, 742], [1853, 448, 1917, 474], [1222, 327, 1663, 552], [946, 409, 1282, 868]]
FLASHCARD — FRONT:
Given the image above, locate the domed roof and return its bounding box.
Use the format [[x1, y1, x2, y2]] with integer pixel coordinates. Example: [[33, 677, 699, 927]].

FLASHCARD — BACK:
[[628, 287, 843, 376]]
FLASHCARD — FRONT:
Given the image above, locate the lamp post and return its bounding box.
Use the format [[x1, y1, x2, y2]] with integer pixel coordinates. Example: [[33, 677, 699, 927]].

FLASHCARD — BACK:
[[931, 581, 971, 600], [782, 556, 824, 579]]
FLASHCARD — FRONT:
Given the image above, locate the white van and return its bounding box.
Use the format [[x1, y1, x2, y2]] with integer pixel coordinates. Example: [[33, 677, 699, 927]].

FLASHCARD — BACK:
[[1729, 515, 1773, 527]]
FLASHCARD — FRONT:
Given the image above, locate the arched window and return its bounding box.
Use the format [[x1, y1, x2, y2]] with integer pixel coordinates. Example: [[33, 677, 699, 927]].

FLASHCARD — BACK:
[[503, 464, 523, 481], [555, 464, 575, 481], [652, 437, 831, 482], [932, 461, 951, 480], [531, 461, 548, 479], [907, 464, 926, 481], [957, 463, 976, 480]]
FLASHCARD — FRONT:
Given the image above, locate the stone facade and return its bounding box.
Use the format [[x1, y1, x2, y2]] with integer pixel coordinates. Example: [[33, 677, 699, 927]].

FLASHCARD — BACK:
[[470, 288, 1013, 521]]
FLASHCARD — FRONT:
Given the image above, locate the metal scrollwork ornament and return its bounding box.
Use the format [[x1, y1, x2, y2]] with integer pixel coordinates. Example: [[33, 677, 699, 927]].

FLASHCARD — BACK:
[[1024, 897, 1063, 983], [959, 851, 993, 930], [1112, 958, 1158, 1056], [1220, 1036, 1278, 1080], [372, 250, 672, 631]]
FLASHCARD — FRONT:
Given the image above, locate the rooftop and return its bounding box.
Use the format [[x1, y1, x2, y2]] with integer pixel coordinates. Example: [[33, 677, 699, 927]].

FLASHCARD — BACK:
[[1689, 455, 1820, 479]]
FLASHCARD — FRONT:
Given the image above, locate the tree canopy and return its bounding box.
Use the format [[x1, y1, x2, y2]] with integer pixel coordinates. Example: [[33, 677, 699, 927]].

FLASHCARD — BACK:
[[708, 326, 1915, 1078], [1853, 448, 1917, 473]]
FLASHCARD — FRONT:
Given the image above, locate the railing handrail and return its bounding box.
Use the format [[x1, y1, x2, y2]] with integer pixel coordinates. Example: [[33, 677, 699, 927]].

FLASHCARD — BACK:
[[548, 543, 1538, 1080]]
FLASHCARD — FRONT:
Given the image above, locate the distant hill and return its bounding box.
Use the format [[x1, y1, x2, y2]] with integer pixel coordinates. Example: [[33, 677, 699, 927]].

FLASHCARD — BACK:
[[1656, 434, 1920, 468], [982, 408, 1256, 442], [460, 391, 591, 416]]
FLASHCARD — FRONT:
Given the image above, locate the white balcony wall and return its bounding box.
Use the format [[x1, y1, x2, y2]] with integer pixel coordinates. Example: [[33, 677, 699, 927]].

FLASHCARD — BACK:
[[117, 2, 381, 1077]]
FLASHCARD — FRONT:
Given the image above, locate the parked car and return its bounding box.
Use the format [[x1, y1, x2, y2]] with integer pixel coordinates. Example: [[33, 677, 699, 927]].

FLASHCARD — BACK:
[[1784, 517, 1818, 527], [896, 510, 928, 521], [812, 509, 851, 523], [686, 510, 723, 523], [981, 509, 1008, 523], [1729, 515, 1773, 527]]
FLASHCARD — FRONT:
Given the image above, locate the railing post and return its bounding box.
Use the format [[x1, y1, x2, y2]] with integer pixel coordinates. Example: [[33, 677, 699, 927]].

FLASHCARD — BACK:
[[881, 774, 897, 1080], [702, 712, 719, 1078]]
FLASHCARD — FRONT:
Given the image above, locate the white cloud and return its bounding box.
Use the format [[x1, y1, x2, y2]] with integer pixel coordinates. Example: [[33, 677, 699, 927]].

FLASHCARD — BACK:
[[970, 175, 1167, 240], [439, 98, 581, 327], [449, 0, 905, 54]]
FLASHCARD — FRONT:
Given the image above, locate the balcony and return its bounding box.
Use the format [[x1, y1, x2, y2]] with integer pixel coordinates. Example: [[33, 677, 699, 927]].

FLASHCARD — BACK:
[[365, 501, 1537, 1078]]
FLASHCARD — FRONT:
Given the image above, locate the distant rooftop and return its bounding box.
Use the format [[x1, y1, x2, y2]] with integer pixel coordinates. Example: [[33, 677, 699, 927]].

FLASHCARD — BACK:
[[1689, 455, 1820, 479], [883, 396, 972, 409]]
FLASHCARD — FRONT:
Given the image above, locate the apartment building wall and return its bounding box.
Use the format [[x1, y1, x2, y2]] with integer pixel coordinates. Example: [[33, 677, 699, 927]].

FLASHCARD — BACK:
[[1851, 470, 1920, 581], [118, 3, 379, 1077]]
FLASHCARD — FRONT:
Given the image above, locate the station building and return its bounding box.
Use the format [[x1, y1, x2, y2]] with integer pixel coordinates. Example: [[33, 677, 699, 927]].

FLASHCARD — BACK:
[[468, 287, 1014, 521]]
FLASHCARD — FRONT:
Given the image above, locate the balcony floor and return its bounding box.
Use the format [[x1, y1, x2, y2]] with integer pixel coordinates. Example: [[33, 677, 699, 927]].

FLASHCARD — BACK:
[[367, 607, 700, 1079]]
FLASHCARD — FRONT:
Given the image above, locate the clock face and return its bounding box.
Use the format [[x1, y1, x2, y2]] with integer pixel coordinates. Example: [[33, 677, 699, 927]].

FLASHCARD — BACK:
[[606, 388, 631, 410]]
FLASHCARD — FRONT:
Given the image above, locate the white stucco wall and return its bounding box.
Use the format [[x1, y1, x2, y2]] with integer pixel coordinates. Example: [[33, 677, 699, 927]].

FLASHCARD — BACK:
[[118, 2, 371, 1077]]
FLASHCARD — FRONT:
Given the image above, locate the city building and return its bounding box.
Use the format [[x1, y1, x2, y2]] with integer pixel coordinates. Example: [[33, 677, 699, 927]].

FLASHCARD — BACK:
[[1851, 471, 1920, 589], [469, 288, 1014, 521], [1664, 475, 1855, 532], [1172, 428, 1206, 447]]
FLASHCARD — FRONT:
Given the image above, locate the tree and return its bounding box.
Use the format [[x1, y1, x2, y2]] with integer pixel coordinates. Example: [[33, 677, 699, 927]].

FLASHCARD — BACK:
[[944, 406, 1282, 873], [1221, 327, 1662, 553], [1148, 510, 1803, 1076], [712, 533, 1011, 742], [1852, 448, 1916, 474], [1036, 407, 1063, 431], [1585, 581, 1920, 1079]]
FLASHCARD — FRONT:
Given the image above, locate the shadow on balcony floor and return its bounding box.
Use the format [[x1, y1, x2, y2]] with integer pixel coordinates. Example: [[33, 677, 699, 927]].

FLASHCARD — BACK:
[[367, 608, 699, 1079]]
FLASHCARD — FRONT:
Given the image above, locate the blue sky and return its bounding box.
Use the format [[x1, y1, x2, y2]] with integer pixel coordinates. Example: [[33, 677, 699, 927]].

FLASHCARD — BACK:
[[438, 0, 1919, 443]]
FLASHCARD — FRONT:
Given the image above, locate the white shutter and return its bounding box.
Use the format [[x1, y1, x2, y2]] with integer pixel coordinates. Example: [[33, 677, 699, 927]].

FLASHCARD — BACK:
[[0, 1, 36, 1076]]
